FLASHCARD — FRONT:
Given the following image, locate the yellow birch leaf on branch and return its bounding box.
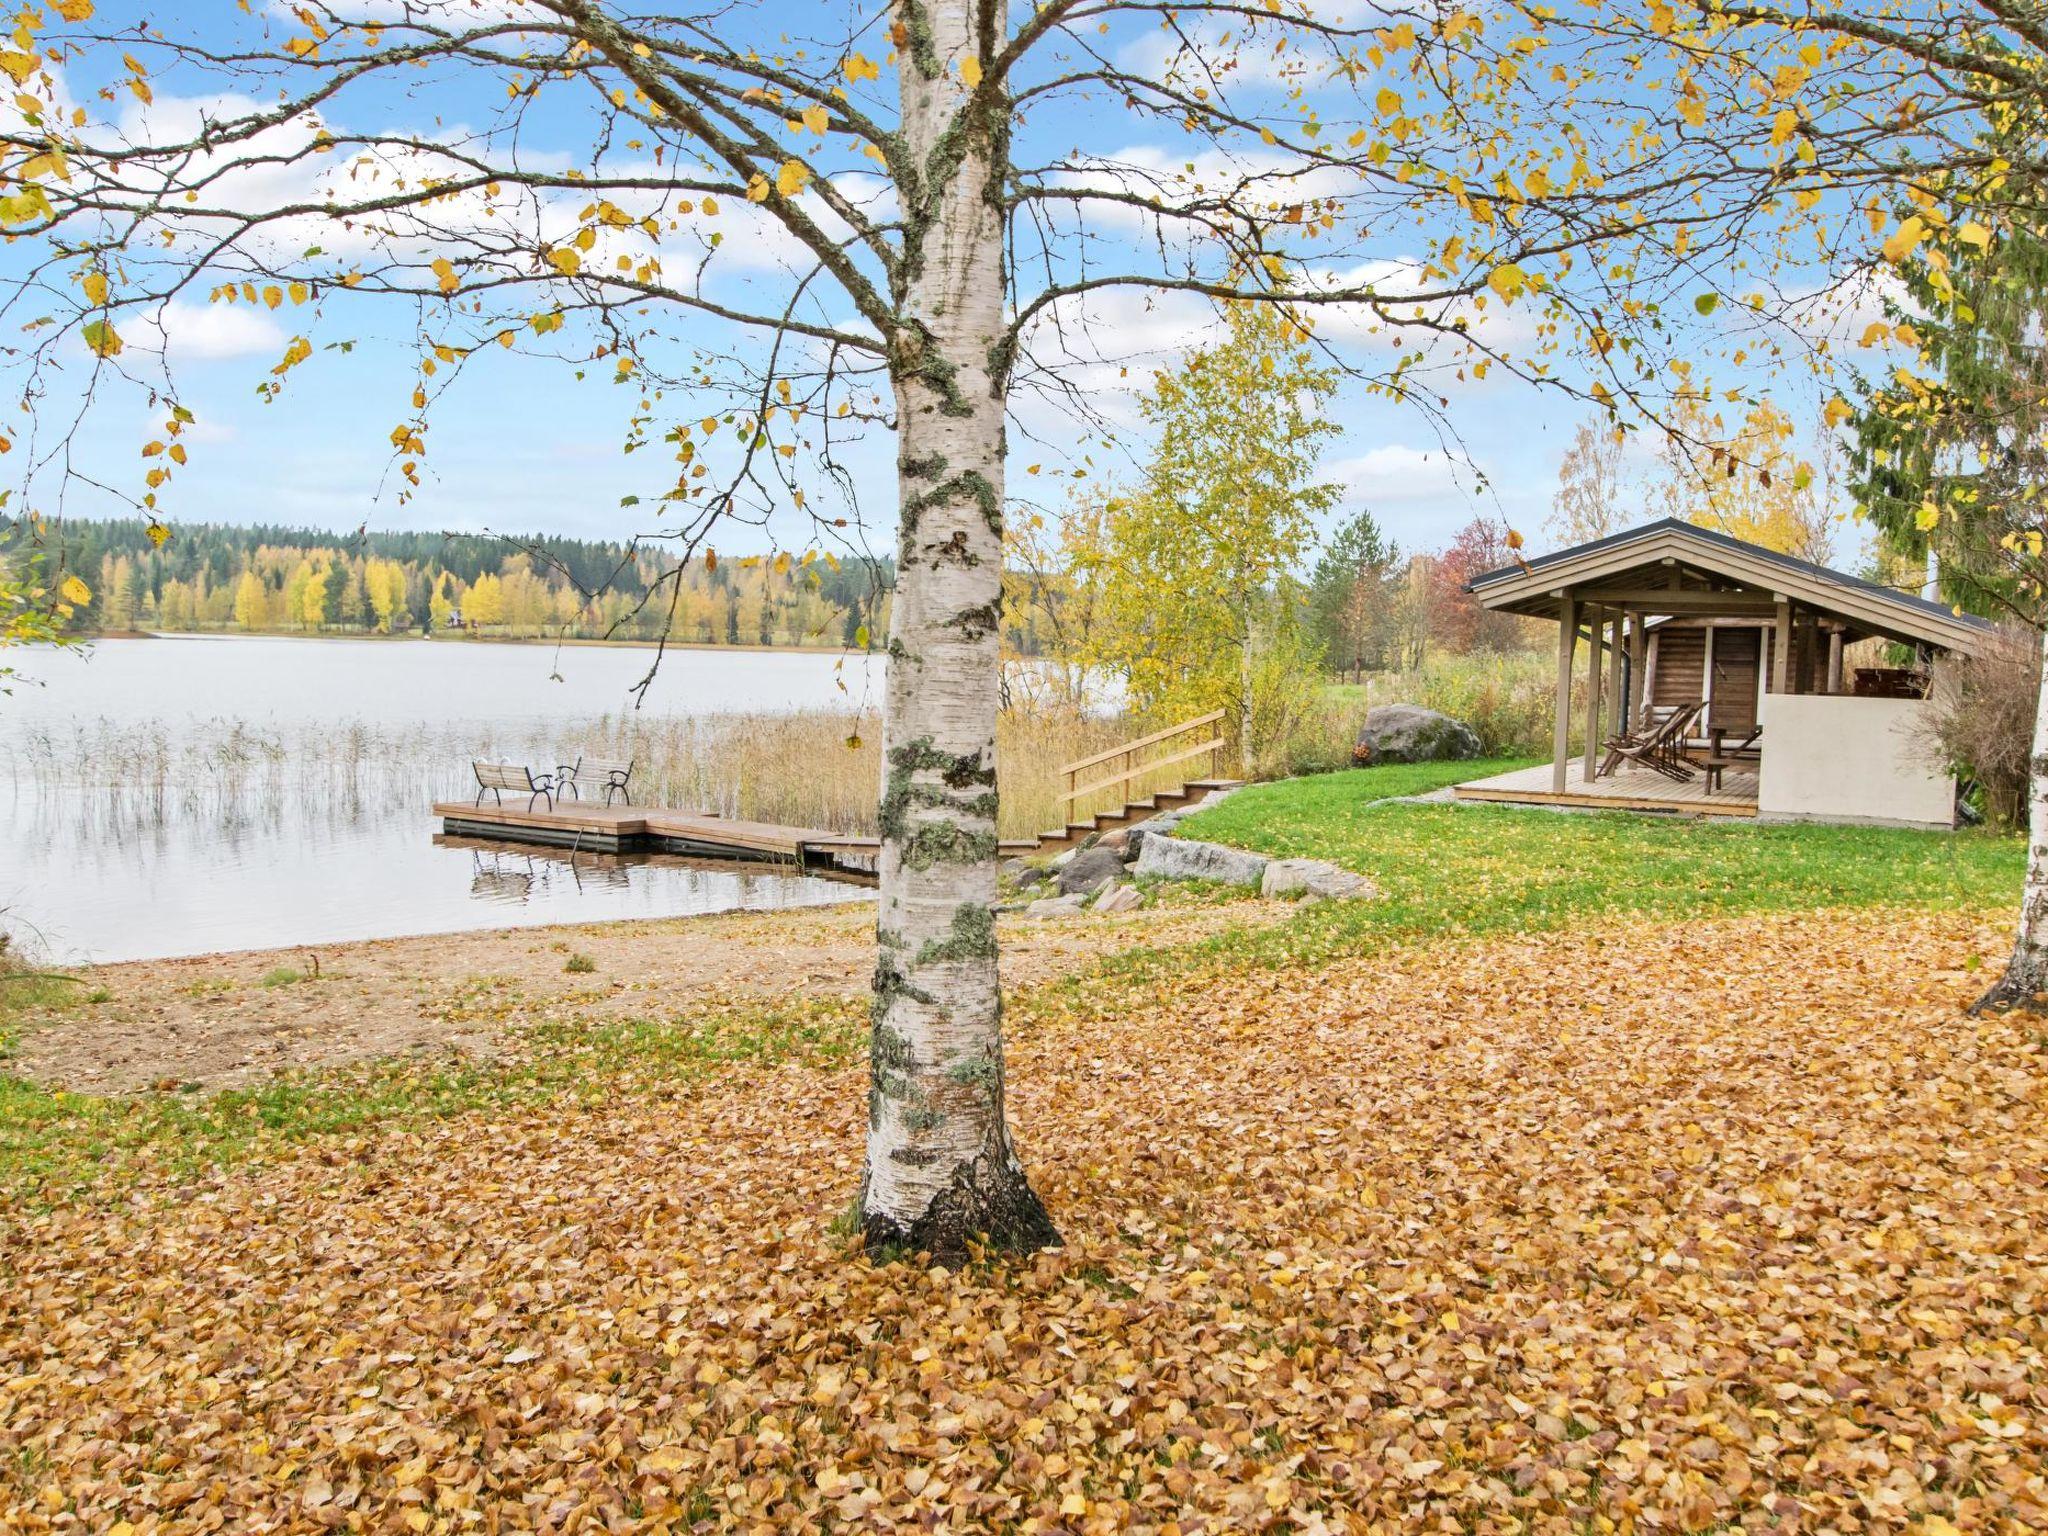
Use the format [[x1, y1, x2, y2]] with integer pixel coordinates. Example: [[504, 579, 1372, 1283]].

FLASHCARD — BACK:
[[958, 55, 982, 89], [1882, 216, 1926, 263], [0, 185, 51, 224], [1958, 221, 1991, 249], [800, 104, 828, 134], [53, 0, 94, 17], [80, 318, 121, 356], [60, 574, 90, 605], [80, 270, 108, 306], [775, 159, 809, 197], [545, 248, 581, 276]]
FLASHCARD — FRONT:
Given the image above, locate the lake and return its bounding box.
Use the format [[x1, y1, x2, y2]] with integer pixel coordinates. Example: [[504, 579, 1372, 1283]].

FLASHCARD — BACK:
[[1, 635, 882, 963]]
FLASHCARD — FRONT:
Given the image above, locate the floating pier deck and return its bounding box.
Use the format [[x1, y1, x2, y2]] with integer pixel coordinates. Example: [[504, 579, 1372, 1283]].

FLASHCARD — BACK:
[[433, 800, 883, 876], [433, 801, 1040, 878]]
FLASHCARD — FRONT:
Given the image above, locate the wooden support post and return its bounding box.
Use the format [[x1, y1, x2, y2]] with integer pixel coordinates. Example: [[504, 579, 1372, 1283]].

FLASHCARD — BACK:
[[1605, 612, 1624, 746], [1826, 629, 1844, 694], [1553, 593, 1576, 794], [1584, 603, 1604, 783], [1629, 615, 1648, 727], [1772, 598, 1792, 695]]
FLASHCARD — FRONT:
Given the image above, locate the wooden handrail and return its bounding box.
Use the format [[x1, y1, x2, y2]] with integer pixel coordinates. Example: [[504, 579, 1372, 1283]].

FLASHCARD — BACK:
[[1058, 709, 1225, 779], [1059, 736, 1226, 806]]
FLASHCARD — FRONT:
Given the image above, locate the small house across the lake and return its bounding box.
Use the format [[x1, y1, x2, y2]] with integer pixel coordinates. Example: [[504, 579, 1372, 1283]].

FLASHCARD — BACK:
[[1455, 519, 1994, 829]]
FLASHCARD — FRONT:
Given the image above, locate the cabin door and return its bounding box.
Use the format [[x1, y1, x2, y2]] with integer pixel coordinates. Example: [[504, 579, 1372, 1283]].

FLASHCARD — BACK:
[[1707, 627, 1761, 735]]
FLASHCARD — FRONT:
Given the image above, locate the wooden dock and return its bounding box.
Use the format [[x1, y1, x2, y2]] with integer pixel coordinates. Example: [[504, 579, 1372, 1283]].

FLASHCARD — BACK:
[[434, 800, 1040, 876]]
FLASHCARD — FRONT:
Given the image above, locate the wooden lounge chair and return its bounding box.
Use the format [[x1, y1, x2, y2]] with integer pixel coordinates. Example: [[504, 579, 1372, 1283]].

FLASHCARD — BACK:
[[473, 761, 555, 811], [1599, 701, 1703, 781], [556, 753, 635, 807]]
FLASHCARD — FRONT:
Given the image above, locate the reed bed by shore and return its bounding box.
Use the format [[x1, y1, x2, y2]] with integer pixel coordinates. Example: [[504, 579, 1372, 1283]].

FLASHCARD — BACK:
[[0, 709, 1141, 841]]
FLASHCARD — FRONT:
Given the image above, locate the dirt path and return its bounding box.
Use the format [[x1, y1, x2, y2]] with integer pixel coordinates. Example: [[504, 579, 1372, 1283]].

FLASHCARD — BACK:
[[11, 895, 1283, 1094]]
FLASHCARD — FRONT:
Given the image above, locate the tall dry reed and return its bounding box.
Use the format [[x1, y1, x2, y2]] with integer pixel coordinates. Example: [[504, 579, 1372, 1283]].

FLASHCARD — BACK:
[[0, 708, 1130, 841]]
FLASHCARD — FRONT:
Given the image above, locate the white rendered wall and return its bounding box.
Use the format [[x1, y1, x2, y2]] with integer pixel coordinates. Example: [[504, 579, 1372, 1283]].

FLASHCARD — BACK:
[[1757, 694, 1956, 830]]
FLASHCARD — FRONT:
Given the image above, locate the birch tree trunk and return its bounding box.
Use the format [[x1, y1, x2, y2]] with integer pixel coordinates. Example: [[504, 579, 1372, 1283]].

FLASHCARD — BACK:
[[1975, 623, 2048, 1012], [857, 0, 1058, 1260]]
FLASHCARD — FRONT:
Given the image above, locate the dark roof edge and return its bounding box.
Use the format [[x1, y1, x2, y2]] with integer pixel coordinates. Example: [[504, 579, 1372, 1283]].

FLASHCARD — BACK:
[[1464, 517, 1993, 631]]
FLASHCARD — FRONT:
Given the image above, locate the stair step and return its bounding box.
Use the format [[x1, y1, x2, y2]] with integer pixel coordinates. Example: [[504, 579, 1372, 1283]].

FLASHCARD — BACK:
[[1187, 778, 1243, 791]]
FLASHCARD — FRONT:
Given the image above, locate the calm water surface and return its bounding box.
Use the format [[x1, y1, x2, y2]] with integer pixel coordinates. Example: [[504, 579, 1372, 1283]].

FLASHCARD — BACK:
[[1, 636, 879, 963]]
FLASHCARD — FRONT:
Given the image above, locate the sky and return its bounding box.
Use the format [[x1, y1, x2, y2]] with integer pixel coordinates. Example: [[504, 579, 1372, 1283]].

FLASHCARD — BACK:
[[3, 0, 1889, 570]]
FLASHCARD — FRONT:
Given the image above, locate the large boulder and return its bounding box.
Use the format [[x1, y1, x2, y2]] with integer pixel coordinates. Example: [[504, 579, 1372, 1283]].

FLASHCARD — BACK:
[[1133, 835, 1267, 888], [1057, 844, 1127, 896], [1260, 857, 1378, 901], [1022, 892, 1088, 919], [1093, 881, 1143, 914], [1353, 703, 1481, 765]]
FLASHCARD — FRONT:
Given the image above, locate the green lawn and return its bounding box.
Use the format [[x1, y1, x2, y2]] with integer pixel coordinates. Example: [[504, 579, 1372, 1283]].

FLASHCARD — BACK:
[[1171, 758, 2020, 968], [3, 758, 2019, 1203]]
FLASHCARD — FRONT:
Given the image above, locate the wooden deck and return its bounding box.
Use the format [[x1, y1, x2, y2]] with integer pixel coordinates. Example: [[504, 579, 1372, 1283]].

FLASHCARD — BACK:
[[1452, 761, 1759, 817], [434, 800, 1040, 874]]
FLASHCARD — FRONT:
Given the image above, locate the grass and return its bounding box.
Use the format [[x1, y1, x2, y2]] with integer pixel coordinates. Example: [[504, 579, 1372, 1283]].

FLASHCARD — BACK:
[[0, 989, 867, 1202], [0, 757, 2022, 1202], [1172, 760, 2019, 969]]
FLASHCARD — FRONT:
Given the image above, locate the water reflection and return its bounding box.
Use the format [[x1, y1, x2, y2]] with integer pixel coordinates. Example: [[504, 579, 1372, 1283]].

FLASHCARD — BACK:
[[0, 640, 895, 963], [0, 781, 866, 966], [448, 838, 874, 909]]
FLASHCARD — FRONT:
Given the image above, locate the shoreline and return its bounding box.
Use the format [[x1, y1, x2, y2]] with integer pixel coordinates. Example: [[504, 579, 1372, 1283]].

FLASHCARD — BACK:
[[26, 890, 876, 972], [12, 894, 1282, 1095], [69, 630, 873, 657]]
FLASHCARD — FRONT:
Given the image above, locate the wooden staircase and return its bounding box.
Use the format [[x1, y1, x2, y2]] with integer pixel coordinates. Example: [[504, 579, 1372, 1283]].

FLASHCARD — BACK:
[[1029, 710, 1243, 852]]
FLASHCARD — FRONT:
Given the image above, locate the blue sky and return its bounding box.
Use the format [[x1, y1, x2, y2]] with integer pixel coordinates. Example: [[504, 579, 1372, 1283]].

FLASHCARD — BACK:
[[6, 1, 1881, 568]]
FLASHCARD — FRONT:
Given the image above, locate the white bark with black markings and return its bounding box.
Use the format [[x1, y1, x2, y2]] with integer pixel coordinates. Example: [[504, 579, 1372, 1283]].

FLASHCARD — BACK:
[[858, 0, 1056, 1259], [1977, 624, 2048, 1012]]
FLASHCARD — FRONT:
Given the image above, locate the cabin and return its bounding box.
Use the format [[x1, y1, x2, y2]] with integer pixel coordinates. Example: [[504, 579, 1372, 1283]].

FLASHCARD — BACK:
[[1453, 519, 1994, 829]]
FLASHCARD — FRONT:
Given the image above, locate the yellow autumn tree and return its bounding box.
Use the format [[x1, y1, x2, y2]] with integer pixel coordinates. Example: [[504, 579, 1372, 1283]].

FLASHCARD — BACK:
[[231, 570, 267, 631], [462, 572, 505, 628], [1655, 396, 1836, 561], [1081, 305, 1339, 773]]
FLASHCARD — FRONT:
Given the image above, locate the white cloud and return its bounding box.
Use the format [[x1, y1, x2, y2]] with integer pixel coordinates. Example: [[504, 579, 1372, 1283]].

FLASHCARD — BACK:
[[1326, 444, 1471, 508], [1116, 16, 1353, 93], [130, 300, 288, 361]]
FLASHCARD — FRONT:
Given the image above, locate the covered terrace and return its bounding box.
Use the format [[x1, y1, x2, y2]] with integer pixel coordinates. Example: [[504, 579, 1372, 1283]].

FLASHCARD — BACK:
[[1453, 520, 1993, 828]]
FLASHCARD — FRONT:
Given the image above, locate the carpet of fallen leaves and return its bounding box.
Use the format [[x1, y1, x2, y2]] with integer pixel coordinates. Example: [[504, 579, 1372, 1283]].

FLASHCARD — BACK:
[[4, 907, 2044, 1534]]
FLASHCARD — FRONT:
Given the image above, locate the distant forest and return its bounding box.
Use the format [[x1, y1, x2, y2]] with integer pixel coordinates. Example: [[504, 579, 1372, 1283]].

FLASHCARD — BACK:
[[14, 518, 896, 649]]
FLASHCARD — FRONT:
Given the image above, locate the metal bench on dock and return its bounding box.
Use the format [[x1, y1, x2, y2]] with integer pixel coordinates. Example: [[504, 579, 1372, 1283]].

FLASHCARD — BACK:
[[472, 761, 555, 811], [556, 753, 634, 807]]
